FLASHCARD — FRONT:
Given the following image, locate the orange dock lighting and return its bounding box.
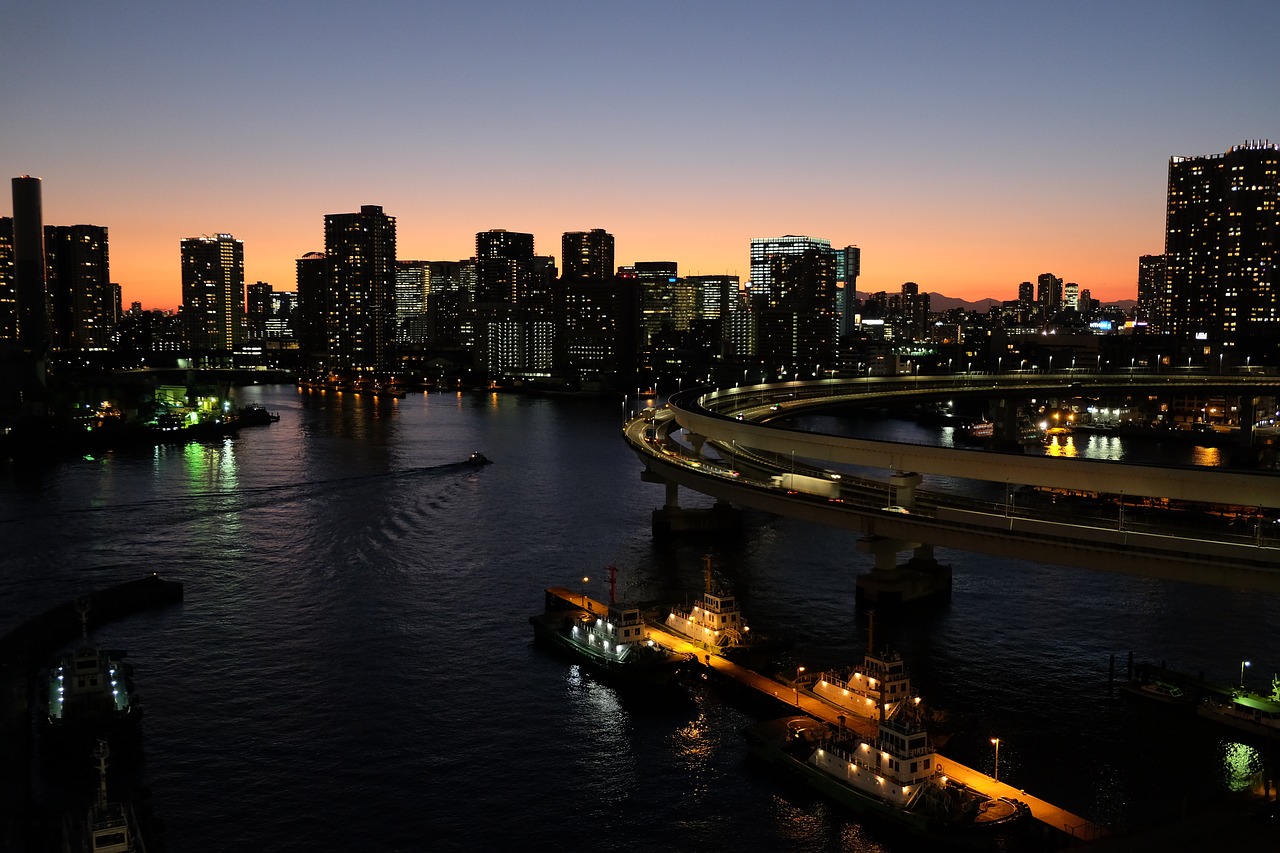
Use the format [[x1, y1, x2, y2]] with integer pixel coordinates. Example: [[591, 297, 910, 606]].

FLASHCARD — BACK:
[[990, 737, 1001, 783]]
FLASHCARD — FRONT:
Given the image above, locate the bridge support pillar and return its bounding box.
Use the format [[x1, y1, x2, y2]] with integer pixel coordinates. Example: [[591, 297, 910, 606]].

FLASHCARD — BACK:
[[643, 467, 742, 538], [686, 432, 707, 456], [889, 471, 922, 508], [855, 535, 951, 608]]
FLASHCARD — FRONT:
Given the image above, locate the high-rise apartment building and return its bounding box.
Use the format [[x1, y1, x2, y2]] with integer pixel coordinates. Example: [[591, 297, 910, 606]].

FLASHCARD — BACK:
[[475, 229, 534, 303], [45, 225, 113, 351], [1163, 141, 1280, 342], [181, 233, 245, 352], [1036, 273, 1063, 312], [1136, 254, 1165, 324], [245, 281, 272, 340], [324, 205, 397, 371], [561, 229, 614, 282], [0, 218, 18, 341]]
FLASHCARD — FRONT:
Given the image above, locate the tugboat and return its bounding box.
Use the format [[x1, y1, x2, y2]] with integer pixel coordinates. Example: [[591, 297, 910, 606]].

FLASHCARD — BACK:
[[807, 614, 917, 723], [744, 701, 1028, 846], [44, 601, 137, 740], [530, 565, 691, 688], [80, 740, 147, 853], [658, 555, 784, 659]]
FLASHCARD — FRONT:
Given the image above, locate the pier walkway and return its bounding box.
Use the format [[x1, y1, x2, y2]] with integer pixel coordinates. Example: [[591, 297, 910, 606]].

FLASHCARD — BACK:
[[642, 621, 1110, 844]]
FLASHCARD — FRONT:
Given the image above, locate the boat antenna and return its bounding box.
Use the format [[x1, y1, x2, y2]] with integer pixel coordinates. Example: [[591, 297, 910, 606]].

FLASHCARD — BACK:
[[93, 739, 111, 809], [76, 598, 91, 641], [607, 564, 618, 604], [866, 609, 875, 654], [703, 554, 713, 594]]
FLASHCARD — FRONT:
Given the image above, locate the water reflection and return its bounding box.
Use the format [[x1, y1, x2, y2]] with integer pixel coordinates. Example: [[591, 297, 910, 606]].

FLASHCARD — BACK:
[[1043, 436, 1079, 458], [1218, 740, 1265, 792]]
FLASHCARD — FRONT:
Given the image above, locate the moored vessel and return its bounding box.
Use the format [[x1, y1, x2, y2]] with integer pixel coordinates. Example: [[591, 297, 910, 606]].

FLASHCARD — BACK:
[[1196, 676, 1280, 739], [43, 601, 137, 740], [530, 566, 691, 687], [806, 614, 917, 723], [657, 555, 784, 659], [743, 707, 1029, 847]]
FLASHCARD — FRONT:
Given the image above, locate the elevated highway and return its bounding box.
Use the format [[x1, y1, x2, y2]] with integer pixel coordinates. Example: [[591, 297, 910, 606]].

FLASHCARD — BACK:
[[624, 374, 1280, 595]]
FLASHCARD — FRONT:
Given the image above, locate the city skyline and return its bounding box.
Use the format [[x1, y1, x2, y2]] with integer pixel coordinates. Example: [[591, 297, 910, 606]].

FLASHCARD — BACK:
[[4, 2, 1278, 310]]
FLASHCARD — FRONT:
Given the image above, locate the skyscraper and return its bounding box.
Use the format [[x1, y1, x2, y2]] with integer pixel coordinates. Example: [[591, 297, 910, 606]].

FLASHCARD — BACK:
[[324, 205, 397, 371], [0, 218, 17, 341], [11, 176, 51, 350], [181, 233, 245, 352], [295, 251, 327, 366], [1163, 141, 1280, 343], [749, 235, 832, 306], [561, 229, 614, 282], [45, 224, 112, 351], [245, 281, 272, 341], [1136, 254, 1165, 324]]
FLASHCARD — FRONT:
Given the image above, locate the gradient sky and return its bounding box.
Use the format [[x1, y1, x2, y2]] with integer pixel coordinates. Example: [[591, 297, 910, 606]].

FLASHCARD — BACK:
[[4, 1, 1277, 310]]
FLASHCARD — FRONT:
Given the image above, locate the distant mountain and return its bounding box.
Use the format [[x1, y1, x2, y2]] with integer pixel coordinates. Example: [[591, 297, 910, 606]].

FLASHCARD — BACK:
[[858, 292, 1135, 312]]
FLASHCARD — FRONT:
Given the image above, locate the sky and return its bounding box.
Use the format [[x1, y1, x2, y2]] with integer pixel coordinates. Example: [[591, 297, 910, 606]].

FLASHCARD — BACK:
[[3, 1, 1277, 311]]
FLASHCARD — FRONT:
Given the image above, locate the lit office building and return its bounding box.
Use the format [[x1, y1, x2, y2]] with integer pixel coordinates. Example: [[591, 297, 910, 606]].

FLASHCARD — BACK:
[[396, 260, 430, 342], [749, 235, 832, 306]]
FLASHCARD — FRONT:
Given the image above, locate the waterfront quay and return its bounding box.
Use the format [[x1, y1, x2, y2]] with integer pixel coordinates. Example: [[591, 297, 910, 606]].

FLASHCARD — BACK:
[[667, 634, 1106, 845], [564, 564, 1111, 843], [617, 602, 1111, 846]]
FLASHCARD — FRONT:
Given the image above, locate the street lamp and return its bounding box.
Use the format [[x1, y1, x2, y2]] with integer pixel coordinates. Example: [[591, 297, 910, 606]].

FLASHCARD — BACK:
[[990, 737, 1000, 783], [795, 665, 805, 706], [1241, 660, 1251, 689], [581, 576, 590, 610]]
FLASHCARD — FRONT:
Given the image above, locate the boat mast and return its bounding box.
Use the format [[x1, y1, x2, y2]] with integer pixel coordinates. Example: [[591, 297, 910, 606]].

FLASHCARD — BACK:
[[703, 554, 713, 594], [607, 564, 618, 604]]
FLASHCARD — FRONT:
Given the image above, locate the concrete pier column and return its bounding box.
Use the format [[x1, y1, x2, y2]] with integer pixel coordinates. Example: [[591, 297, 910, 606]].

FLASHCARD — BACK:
[[889, 471, 922, 508], [665, 481, 680, 510], [686, 432, 707, 456], [856, 534, 951, 608]]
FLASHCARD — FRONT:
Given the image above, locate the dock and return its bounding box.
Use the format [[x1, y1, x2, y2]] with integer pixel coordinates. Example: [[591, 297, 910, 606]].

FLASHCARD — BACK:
[[640, 617, 1110, 845]]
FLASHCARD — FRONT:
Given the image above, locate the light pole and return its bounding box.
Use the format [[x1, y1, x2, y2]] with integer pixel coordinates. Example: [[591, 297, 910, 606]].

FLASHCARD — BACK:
[[1241, 659, 1251, 689], [581, 576, 590, 610], [795, 666, 805, 707], [990, 737, 1000, 783]]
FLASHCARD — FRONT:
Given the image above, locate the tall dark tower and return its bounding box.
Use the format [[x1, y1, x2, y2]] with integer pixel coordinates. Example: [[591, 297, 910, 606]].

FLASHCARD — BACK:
[[324, 205, 397, 371], [295, 251, 328, 369], [12, 176, 51, 350]]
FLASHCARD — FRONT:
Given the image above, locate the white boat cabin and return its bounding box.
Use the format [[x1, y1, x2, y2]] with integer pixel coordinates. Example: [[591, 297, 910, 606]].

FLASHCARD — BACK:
[[666, 591, 747, 648]]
